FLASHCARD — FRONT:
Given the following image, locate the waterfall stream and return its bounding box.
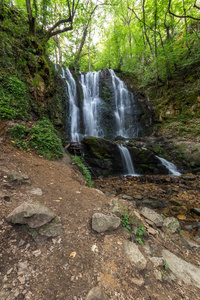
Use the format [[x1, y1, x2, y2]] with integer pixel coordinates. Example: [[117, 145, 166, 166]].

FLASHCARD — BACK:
[[79, 72, 104, 138], [118, 144, 138, 176], [62, 67, 81, 141], [156, 156, 181, 176], [109, 69, 142, 138]]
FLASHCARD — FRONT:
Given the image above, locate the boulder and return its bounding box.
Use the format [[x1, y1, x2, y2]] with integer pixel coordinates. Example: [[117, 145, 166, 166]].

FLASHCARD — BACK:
[[108, 198, 128, 217], [92, 213, 121, 233], [6, 201, 55, 228], [39, 216, 62, 237], [140, 207, 164, 227], [124, 241, 147, 270], [162, 217, 180, 233], [162, 249, 200, 289]]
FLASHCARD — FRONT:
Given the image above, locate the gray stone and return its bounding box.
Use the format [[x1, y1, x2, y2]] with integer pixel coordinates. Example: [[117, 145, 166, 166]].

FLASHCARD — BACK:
[[86, 287, 104, 300], [124, 241, 147, 270], [92, 213, 121, 233], [194, 236, 200, 243], [39, 216, 62, 237], [140, 207, 164, 227], [122, 194, 133, 201], [108, 198, 128, 217], [162, 249, 200, 289], [163, 217, 180, 233], [131, 277, 144, 286], [154, 269, 162, 281], [181, 175, 196, 180], [29, 188, 43, 196], [10, 171, 31, 184], [150, 257, 166, 267], [6, 201, 55, 228]]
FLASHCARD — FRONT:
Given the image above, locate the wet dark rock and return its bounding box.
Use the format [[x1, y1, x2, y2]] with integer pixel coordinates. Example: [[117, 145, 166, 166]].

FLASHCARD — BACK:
[[169, 200, 182, 207], [181, 175, 196, 181], [82, 137, 123, 177], [139, 200, 167, 209], [191, 208, 200, 216]]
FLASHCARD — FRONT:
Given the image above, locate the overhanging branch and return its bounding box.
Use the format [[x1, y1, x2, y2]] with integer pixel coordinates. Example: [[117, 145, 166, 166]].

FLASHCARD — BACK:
[[168, 0, 200, 21]]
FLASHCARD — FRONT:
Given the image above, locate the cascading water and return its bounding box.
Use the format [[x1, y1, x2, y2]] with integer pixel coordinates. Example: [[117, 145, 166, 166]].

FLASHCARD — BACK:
[[156, 156, 181, 176], [109, 69, 142, 138], [79, 72, 104, 138], [62, 67, 81, 141], [118, 144, 138, 176]]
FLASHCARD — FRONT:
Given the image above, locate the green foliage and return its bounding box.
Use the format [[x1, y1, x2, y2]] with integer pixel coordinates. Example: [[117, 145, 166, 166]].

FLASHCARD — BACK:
[[0, 75, 30, 120], [121, 214, 131, 230], [28, 120, 63, 159], [121, 214, 145, 244], [72, 155, 94, 187], [164, 262, 169, 270], [8, 124, 30, 149], [8, 120, 63, 159]]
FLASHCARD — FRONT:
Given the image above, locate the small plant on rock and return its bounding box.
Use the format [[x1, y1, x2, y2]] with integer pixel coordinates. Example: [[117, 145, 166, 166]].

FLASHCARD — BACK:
[[72, 155, 94, 187]]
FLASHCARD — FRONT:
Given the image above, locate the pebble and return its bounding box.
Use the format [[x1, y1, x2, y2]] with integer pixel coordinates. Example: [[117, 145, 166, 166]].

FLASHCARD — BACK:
[[18, 240, 26, 247], [131, 277, 144, 286], [7, 268, 13, 275], [18, 276, 26, 284], [32, 249, 41, 256]]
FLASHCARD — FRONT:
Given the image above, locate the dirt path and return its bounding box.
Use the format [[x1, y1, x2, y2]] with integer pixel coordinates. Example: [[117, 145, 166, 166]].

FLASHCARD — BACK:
[[0, 135, 200, 300]]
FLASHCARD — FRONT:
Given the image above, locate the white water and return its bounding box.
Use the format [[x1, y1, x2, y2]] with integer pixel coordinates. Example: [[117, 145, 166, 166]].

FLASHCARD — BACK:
[[118, 144, 138, 176], [79, 72, 104, 138], [62, 67, 81, 141], [109, 69, 142, 138], [156, 155, 181, 176]]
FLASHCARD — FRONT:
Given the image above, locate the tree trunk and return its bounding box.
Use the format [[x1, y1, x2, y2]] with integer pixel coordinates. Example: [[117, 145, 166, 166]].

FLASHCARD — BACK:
[[26, 0, 35, 36]]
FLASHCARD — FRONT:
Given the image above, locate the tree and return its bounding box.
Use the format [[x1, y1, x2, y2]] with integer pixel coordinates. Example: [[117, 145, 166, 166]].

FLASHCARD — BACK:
[[24, 0, 80, 45]]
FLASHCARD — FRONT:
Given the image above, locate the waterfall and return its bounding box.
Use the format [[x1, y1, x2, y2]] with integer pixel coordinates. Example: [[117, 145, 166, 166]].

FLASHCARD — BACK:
[[118, 144, 138, 176], [62, 67, 81, 141], [156, 156, 181, 176], [62, 68, 144, 141], [109, 69, 142, 138], [79, 72, 104, 138]]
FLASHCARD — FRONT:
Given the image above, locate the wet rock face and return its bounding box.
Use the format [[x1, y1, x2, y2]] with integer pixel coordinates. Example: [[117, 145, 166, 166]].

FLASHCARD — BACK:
[[99, 69, 147, 139], [81, 136, 173, 177], [82, 136, 123, 177]]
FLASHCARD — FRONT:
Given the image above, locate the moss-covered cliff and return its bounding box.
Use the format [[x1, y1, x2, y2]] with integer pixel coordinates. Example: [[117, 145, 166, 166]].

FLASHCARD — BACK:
[[0, 4, 66, 132]]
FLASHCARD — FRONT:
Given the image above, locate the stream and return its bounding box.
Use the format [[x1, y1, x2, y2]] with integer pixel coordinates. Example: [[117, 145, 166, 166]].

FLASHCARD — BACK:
[[94, 174, 200, 244]]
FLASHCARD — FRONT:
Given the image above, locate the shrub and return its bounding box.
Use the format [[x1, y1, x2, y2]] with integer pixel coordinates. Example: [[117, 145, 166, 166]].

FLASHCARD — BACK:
[[72, 155, 94, 187], [8, 119, 63, 159]]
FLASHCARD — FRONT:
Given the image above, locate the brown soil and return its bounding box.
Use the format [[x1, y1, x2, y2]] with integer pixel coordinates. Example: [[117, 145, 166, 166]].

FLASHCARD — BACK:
[[0, 131, 200, 300]]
